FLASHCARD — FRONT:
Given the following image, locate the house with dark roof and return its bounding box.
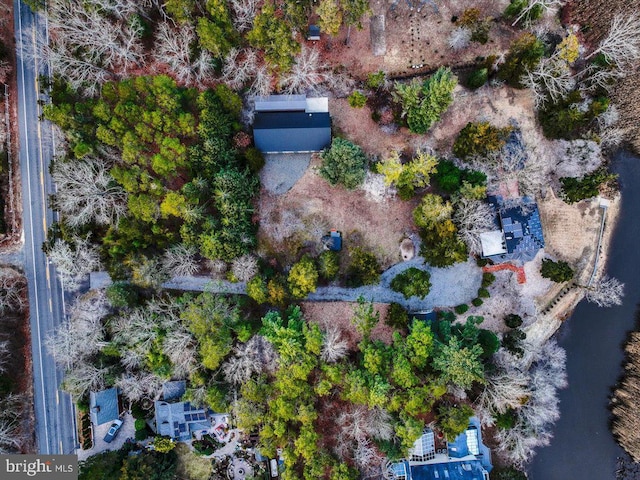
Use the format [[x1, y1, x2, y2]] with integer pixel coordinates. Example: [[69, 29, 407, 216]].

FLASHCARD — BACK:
[[154, 401, 212, 442], [481, 196, 545, 263], [89, 387, 120, 426], [253, 95, 331, 154], [390, 418, 492, 480]]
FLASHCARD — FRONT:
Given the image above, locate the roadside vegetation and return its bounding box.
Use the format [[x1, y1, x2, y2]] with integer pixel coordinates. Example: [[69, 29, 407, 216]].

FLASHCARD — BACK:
[[31, 0, 640, 477]]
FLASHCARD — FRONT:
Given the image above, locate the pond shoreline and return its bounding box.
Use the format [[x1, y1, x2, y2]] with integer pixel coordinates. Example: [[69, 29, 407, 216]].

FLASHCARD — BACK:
[[528, 150, 640, 480]]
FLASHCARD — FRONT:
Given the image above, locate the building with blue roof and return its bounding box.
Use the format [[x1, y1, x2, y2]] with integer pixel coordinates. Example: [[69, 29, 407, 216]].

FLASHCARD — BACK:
[[253, 95, 331, 154], [154, 401, 212, 441], [89, 387, 120, 426], [390, 418, 491, 480], [481, 196, 545, 264]]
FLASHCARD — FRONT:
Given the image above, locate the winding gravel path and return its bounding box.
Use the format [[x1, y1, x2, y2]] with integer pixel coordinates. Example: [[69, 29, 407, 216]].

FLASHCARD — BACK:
[[162, 257, 482, 310]]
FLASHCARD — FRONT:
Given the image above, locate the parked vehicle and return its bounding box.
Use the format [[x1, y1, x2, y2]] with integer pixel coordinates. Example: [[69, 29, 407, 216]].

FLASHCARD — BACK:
[[103, 419, 123, 443]]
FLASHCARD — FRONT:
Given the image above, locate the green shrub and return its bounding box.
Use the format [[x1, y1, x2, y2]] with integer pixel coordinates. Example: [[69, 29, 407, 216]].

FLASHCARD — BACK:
[[504, 313, 523, 329], [393, 67, 457, 134], [495, 408, 518, 430], [477, 287, 490, 298], [466, 68, 488, 89], [453, 122, 511, 161], [366, 71, 386, 90], [246, 276, 268, 304], [135, 418, 147, 431], [497, 33, 544, 87], [504, 0, 543, 24], [77, 397, 90, 413], [478, 329, 500, 358], [347, 247, 381, 286], [317, 250, 340, 280], [471, 298, 483, 307], [434, 160, 487, 193], [348, 91, 367, 108], [245, 147, 265, 173], [437, 404, 474, 439], [288, 255, 319, 298], [135, 429, 149, 441], [131, 404, 147, 420], [454, 304, 469, 315], [386, 302, 410, 328], [540, 258, 574, 282], [106, 281, 140, 308], [560, 167, 617, 204], [538, 91, 611, 140], [390, 267, 432, 299], [481, 272, 495, 288], [214, 84, 243, 118], [503, 328, 526, 356], [319, 138, 368, 189], [456, 8, 491, 44]]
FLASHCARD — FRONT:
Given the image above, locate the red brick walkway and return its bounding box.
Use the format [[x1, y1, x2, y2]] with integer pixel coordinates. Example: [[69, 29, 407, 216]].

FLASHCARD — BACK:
[[483, 263, 527, 284]]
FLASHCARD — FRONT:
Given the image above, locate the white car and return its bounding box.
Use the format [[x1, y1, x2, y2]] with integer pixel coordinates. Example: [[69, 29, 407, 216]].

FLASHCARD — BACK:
[[103, 419, 123, 443]]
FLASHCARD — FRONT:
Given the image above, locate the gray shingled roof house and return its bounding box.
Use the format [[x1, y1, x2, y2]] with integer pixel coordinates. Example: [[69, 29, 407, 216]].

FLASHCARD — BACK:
[[253, 95, 331, 154], [154, 401, 212, 441], [480, 196, 545, 264], [390, 418, 492, 480], [89, 387, 119, 426]]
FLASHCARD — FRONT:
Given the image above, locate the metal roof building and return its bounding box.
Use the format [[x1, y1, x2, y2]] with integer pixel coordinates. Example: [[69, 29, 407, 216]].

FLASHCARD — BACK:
[[89, 387, 119, 426], [253, 95, 331, 154]]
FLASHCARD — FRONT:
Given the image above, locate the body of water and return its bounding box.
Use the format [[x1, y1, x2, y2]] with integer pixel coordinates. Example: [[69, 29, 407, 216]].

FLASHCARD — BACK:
[[529, 150, 640, 479]]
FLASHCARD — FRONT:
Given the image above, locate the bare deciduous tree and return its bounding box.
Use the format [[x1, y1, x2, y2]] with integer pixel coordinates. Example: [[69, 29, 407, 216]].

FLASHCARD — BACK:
[[321, 326, 349, 363], [51, 156, 127, 228], [47, 236, 102, 290], [248, 64, 273, 97], [46, 291, 108, 367], [521, 56, 576, 109], [0, 394, 28, 453], [0, 269, 26, 315], [153, 22, 214, 86], [230, 0, 258, 32], [116, 371, 163, 403], [63, 363, 109, 397], [449, 27, 472, 50], [492, 340, 567, 468], [510, 0, 566, 26], [279, 47, 330, 94], [48, 0, 145, 73], [453, 198, 495, 255], [162, 329, 198, 379], [222, 335, 278, 385], [584, 275, 624, 308], [586, 14, 640, 69], [231, 254, 258, 281], [222, 48, 258, 90], [162, 244, 199, 278]]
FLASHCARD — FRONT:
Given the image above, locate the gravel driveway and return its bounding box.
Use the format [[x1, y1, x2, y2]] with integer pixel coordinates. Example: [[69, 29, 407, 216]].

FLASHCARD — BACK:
[[260, 153, 312, 194], [162, 257, 482, 310]]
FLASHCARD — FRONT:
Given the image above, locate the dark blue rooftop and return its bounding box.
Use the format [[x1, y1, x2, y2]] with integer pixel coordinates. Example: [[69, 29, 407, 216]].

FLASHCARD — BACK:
[[485, 196, 545, 263], [409, 460, 489, 480], [253, 111, 331, 153], [90, 387, 119, 426]]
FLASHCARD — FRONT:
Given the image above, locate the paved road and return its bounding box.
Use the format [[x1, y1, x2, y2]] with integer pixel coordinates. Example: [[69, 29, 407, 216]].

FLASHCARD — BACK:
[[14, 0, 77, 455]]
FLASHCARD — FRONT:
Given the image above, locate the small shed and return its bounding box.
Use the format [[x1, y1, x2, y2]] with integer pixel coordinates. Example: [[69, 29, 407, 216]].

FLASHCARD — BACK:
[[89, 387, 119, 426], [307, 25, 321, 41], [322, 230, 342, 251]]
